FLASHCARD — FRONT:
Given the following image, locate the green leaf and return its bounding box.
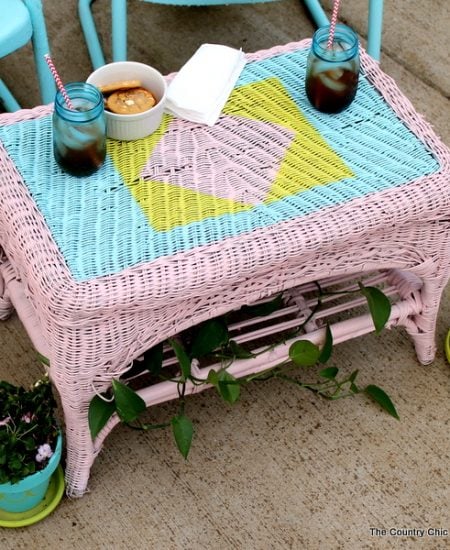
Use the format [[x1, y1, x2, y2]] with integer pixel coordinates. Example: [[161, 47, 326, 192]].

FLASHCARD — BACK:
[[36, 352, 50, 366], [289, 340, 321, 367], [217, 370, 240, 404], [189, 319, 229, 359], [23, 437, 36, 451], [112, 379, 146, 423], [359, 284, 391, 334], [364, 385, 399, 420], [89, 395, 116, 439], [349, 370, 359, 383], [319, 366, 339, 380], [171, 414, 194, 459], [169, 339, 192, 380], [206, 369, 219, 386], [227, 340, 256, 359], [240, 294, 284, 317], [319, 324, 333, 363], [8, 456, 22, 471]]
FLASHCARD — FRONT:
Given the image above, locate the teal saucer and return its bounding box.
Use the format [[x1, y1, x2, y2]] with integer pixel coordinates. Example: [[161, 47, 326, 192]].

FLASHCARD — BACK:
[[445, 330, 450, 364], [0, 465, 65, 528]]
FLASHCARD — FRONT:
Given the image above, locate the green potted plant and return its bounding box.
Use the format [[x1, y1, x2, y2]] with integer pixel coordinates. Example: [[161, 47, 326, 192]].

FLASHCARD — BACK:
[[0, 375, 64, 522]]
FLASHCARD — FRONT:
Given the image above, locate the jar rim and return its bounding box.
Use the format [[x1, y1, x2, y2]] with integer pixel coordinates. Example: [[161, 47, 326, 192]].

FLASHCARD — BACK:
[[54, 82, 104, 123], [312, 24, 359, 62]]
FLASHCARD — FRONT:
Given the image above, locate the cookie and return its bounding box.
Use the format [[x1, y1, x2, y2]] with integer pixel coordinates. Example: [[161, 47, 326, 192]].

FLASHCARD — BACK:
[[98, 80, 142, 94], [106, 87, 157, 115]]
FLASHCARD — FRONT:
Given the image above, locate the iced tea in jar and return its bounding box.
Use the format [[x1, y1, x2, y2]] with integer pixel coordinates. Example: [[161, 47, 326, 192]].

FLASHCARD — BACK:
[[53, 82, 106, 176], [305, 24, 360, 114]]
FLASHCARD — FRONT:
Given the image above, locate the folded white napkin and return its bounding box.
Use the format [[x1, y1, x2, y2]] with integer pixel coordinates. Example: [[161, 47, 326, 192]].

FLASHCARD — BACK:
[[165, 44, 246, 126]]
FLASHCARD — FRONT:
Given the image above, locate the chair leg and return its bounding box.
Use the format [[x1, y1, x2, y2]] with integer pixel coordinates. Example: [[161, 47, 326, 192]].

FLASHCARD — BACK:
[[0, 79, 21, 112], [112, 0, 128, 62], [367, 0, 383, 61], [302, 0, 329, 28], [23, 0, 56, 104], [78, 0, 107, 69]]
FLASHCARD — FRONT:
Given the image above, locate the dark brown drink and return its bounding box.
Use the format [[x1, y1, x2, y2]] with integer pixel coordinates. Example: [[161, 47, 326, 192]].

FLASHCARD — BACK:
[[306, 68, 359, 114], [54, 143, 105, 177]]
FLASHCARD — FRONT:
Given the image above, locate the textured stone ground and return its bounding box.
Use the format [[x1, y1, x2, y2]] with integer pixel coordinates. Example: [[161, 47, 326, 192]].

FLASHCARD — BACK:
[[1, 1, 449, 548]]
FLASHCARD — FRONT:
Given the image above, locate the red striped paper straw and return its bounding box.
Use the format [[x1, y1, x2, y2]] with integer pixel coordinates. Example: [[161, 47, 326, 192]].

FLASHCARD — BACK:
[[327, 0, 341, 50], [44, 54, 74, 110]]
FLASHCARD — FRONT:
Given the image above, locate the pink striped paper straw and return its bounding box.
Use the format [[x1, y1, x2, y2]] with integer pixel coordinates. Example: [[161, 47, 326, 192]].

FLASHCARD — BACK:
[[44, 54, 74, 110], [327, 0, 341, 50]]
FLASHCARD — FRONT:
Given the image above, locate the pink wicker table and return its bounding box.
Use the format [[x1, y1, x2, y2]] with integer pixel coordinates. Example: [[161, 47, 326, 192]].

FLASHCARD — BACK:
[[1, 41, 449, 497]]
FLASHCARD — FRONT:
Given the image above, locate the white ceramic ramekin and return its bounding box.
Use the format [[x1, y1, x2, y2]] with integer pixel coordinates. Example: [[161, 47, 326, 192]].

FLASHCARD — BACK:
[[87, 61, 167, 141]]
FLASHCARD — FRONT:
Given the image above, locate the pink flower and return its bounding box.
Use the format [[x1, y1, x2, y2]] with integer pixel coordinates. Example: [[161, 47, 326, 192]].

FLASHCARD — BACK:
[[35, 443, 53, 463], [21, 412, 33, 423], [0, 416, 11, 426]]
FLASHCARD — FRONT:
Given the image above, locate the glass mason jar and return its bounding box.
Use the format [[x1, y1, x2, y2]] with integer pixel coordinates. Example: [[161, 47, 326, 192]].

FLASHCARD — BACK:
[[305, 24, 360, 114], [53, 82, 106, 177]]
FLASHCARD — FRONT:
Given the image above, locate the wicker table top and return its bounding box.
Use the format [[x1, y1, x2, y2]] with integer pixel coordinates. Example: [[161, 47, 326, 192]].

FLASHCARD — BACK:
[[0, 40, 448, 316]]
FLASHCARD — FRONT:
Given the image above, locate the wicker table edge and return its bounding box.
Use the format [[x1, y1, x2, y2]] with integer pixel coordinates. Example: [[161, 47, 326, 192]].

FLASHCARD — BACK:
[[0, 41, 449, 317]]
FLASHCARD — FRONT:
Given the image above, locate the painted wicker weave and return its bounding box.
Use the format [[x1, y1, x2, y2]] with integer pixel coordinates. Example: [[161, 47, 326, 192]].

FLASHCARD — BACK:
[[0, 40, 449, 497]]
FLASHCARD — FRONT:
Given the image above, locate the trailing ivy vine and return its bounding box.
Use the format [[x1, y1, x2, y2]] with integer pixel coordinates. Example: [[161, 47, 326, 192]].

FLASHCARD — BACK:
[[89, 282, 398, 459]]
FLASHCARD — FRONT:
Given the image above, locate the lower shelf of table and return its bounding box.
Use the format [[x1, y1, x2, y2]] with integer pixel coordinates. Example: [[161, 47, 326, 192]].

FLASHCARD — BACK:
[[101, 268, 423, 429]]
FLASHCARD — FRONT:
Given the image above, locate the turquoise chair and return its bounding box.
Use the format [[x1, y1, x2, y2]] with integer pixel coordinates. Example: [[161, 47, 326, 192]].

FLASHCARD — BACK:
[[0, 0, 55, 111], [79, 0, 276, 70], [79, 0, 384, 70]]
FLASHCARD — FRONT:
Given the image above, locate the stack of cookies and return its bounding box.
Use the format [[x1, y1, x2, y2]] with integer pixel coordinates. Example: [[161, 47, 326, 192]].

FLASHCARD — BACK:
[[98, 80, 157, 115]]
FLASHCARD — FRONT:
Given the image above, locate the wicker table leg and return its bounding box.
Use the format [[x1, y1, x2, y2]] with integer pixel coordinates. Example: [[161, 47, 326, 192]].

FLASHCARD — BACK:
[[386, 223, 450, 365], [0, 254, 14, 320], [48, 326, 138, 497], [50, 364, 104, 497], [59, 409, 97, 498], [406, 261, 450, 365]]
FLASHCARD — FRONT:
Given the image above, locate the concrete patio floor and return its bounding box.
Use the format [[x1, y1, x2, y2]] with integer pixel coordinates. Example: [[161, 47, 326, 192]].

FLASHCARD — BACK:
[[0, 1, 449, 548]]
